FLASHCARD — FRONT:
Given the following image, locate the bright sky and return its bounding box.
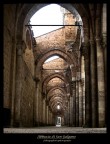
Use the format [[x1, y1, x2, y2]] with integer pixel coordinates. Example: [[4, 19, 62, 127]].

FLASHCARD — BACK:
[[44, 55, 59, 63], [30, 4, 64, 37], [57, 105, 60, 109]]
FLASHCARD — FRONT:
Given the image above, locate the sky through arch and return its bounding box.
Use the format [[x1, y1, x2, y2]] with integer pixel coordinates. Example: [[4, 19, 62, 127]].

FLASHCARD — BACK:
[[30, 4, 64, 37]]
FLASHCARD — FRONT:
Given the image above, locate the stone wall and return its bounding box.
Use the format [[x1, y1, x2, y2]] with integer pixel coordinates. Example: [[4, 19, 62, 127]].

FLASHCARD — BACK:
[[20, 60, 35, 127], [23, 47, 35, 76], [3, 5, 16, 108]]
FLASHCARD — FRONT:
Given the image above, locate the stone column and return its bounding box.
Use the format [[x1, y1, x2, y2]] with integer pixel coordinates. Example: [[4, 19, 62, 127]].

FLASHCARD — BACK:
[[14, 41, 23, 127], [75, 80, 79, 126], [81, 42, 91, 127], [96, 4, 105, 127], [33, 77, 40, 126], [71, 80, 76, 126], [37, 84, 41, 126], [90, 38, 98, 127], [51, 112, 53, 125], [10, 38, 17, 127], [102, 4, 107, 126], [79, 80, 83, 127], [64, 111, 67, 126], [45, 103, 47, 126], [96, 38, 105, 127], [69, 96, 73, 126], [50, 111, 52, 125], [46, 105, 49, 125], [48, 109, 50, 125], [81, 56, 85, 126], [67, 102, 70, 126], [82, 79, 85, 126], [40, 96, 43, 126], [42, 98, 46, 126], [48, 109, 51, 125]]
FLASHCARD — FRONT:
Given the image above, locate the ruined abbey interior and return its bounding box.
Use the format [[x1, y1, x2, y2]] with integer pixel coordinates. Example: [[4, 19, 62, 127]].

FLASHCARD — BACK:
[[3, 3, 107, 131]]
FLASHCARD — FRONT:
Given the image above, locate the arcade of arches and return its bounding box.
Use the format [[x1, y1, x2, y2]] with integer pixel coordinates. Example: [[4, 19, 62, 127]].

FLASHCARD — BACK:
[[3, 3, 107, 128]]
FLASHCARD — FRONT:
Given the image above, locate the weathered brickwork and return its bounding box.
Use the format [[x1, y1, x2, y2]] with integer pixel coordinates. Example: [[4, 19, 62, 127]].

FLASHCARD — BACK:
[[23, 47, 35, 76], [4, 29, 12, 108], [3, 5, 16, 108], [3, 4, 106, 128], [43, 57, 68, 69], [47, 78, 64, 87], [20, 60, 35, 127], [35, 27, 66, 55], [64, 13, 77, 41]]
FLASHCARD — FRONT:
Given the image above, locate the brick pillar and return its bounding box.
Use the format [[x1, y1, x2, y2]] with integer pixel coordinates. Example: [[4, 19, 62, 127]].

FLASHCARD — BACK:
[[69, 96, 73, 126], [96, 4, 105, 127], [46, 105, 49, 125], [33, 77, 39, 126], [67, 102, 70, 126], [10, 38, 17, 127], [71, 80, 76, 126], [37, 84, 41, 126], [102, 4, 107, 127], [48, 109, 51, 125], [64, 111, 67, 126], [40, 96, 43, 126], [79, 80, 83, 127], [96, 38, 105, 127], [49, 112, 51, 125], [50, 112, 53, 125], [81, 56, 85, 126], [102, 35, 107, 127], [42, 98, 46, 126], [45, 101, 47, 126], [75, 80, 79, 126], [14, 41, 23, 127], [81, 42, 91, 127], [89, 3, 98, 128], [90, 39, 98, 127]]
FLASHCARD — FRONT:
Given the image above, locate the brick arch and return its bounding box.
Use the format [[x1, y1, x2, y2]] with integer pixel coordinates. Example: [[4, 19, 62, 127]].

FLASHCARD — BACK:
[[50, 98, 63, 109], [42, 73, 68, 94], [49, 95, 63, 104], [47, 88, 64, 99], [35, 49, 75, 70], [50, 100, 65, 113], [48, 93, 67, 103], [52, 103, 66, 112], [16, 3, 89, 48], [47, 86, 67, 100], [48, 95, 68, 112], [47, 87, 68, 101]]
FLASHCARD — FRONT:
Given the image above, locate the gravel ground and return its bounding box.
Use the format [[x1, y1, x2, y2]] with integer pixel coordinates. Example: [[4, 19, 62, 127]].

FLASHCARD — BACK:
[[3, 127, 107, 133]]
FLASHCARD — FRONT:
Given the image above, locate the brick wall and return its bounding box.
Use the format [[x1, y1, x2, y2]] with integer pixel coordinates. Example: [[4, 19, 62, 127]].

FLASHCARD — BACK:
[[43, 57, 68, 69], [47, 78, 64, 87], [20, 60, 35, 127], [3, 5, 16, 108], [23, 47, 35, 76], [42, 57, 67, 90]]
